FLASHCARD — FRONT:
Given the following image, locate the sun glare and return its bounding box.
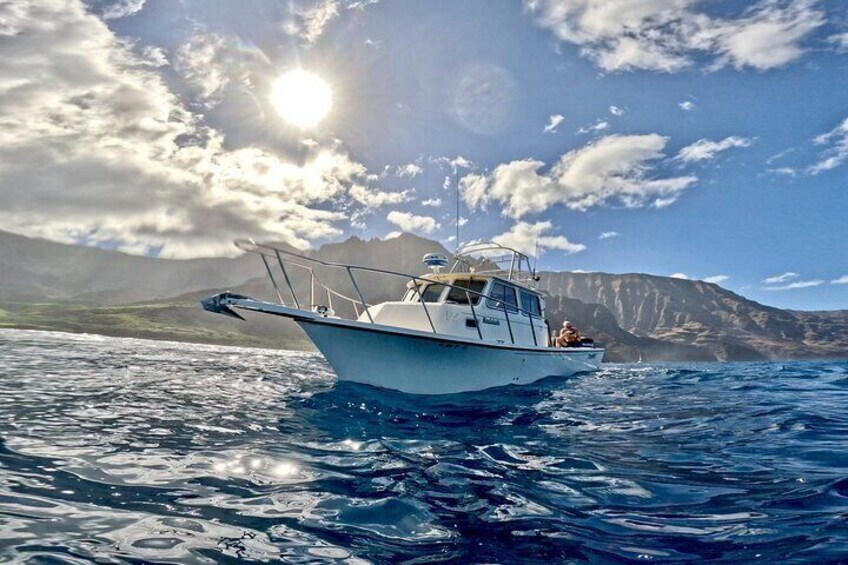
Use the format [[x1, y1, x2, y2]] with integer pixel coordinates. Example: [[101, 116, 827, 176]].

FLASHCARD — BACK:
[[270, 70, 331, 129]]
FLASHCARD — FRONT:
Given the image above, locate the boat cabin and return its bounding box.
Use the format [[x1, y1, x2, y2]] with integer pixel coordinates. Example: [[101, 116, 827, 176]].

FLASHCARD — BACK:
[[359, 273, 549, 347]]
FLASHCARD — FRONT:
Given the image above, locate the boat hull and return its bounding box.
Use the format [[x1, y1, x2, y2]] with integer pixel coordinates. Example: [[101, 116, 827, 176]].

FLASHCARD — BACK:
[[297, 319, 603, 394]]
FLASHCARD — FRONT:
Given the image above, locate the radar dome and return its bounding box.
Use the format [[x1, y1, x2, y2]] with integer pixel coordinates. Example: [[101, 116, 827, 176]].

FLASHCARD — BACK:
[[423, 253, 448, 272]]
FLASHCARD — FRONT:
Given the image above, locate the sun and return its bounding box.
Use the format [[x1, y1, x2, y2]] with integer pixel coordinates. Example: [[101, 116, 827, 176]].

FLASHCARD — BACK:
[[270, 70, 332, 129]]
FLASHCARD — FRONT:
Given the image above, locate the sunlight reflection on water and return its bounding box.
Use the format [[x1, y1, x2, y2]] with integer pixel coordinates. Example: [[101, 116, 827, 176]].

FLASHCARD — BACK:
[[0, 329, 847, 563]]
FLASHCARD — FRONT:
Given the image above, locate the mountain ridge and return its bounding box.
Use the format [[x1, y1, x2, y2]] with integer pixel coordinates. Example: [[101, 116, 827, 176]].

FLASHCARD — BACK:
[[0, 229, 267, 304], [538, 271, 848, 360], [1, 229, 845, 361]]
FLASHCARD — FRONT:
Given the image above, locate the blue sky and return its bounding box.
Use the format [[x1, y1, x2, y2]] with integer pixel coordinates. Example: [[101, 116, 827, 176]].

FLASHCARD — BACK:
[[1, 0, 847, 309]]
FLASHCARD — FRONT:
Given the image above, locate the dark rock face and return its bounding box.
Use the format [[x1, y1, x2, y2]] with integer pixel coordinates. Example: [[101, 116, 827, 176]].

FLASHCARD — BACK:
[[542, 295, 714, 363], [539, 272, 848, 361]]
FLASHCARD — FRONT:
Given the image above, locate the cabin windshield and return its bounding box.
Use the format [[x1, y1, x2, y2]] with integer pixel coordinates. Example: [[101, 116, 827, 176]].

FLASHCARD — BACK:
[[445, 279, 486, 305], [404, 280, 487, 304], [420, 283, 446, 303]]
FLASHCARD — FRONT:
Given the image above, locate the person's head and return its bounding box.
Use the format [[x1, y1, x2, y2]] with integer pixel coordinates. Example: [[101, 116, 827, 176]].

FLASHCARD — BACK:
[[564, 321, 572, 329]]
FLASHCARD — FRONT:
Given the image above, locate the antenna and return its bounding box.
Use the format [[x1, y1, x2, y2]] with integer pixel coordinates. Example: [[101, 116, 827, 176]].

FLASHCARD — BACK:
[[527, 232, 539, 282], [533, 235, 539, 275], [454, 167, 460, 251]]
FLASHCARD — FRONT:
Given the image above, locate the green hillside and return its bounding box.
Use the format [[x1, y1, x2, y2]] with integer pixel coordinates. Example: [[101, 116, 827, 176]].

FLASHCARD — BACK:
[[0, 300, 313, 351]]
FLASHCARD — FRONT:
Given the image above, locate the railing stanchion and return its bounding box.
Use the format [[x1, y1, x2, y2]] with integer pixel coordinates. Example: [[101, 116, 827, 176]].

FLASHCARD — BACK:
[[529, 313, 538, 346], [246, 242, 549, 348], [503, 302, 515, 344], [412, 278, 437, 333], [260, 254, 285, 305], [467, 290, 483, 340], [347, 267, 374, 323], [274, 250, 300, 309]]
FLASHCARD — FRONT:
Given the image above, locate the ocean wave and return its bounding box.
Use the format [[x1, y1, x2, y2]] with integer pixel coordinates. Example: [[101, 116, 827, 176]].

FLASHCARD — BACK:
[[1, 329, 847, 563]]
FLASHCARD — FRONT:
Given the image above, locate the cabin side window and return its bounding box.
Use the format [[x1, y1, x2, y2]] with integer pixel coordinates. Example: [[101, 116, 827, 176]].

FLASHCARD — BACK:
[[445, 279, 486, 305], [520, 291, 541, 317], [486, 281, 518, 313]]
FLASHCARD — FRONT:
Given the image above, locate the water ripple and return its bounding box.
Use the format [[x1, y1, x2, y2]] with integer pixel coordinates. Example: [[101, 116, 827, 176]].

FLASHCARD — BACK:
[[1, 329, 847, 563]]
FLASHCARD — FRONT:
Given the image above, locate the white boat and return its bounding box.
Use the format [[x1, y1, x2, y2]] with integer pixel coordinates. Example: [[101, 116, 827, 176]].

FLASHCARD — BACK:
[[202, 240, 604, 394]]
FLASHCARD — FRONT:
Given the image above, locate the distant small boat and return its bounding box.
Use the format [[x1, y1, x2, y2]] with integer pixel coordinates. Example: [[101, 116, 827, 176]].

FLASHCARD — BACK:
[[202, 241, 604, 394]]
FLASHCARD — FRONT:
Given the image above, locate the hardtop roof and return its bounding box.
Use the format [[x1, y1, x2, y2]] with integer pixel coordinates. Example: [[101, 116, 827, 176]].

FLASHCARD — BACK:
[[410, 272, 543, 296]]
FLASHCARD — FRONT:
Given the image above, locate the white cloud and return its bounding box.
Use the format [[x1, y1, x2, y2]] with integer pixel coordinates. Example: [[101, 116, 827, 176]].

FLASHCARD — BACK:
[[703, 0, 825, 71], [421, 197, 442, 207], [98, 0, 147, 19], [282, 0, 340, 44], [347, 0, 381, 10], [432, 155, 474, 171], [829, 33, 848, 53], [609, 105, 625, 116], [461, 134, 697, 217], [492, 221, 586, 256], [763, 272, 799, 284], [396, 163, 423, 177], [599, 231, 619, 239], [386, 211, 440, 234], [761, 272, 825, 291], [766, 147, 794, 165], [764, 280, 824, 290], [543, 114, 565, 133], [175, 34, 235, 105], [831, 275, 848, 285], [670, 273, 689, 279], [140, 45, 169, 67], [384, 230, 402, 240], [679, 101, 695, 111], [676, 136, 753, 162], [525, 0, 824, 72], [768, 167, 797, 176], [0, 0, 373, 258], [652, 197, 678, 208], [577, 119, 610, 134], [451, 156, 473, 170], [703, 275, 729, 284], [458, 173, 492, 210], [349, 185, 410, 208], [174, 32, 271, 107], [809, 117, 848, 174]]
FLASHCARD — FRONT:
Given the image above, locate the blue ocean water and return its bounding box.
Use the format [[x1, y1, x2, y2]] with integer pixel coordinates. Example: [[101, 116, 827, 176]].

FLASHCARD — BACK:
[[0, 329, 847, 564]]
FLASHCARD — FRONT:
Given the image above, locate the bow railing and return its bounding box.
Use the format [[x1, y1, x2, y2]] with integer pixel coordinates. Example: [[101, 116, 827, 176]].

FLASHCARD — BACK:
[[235, 239, 549, 347]]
